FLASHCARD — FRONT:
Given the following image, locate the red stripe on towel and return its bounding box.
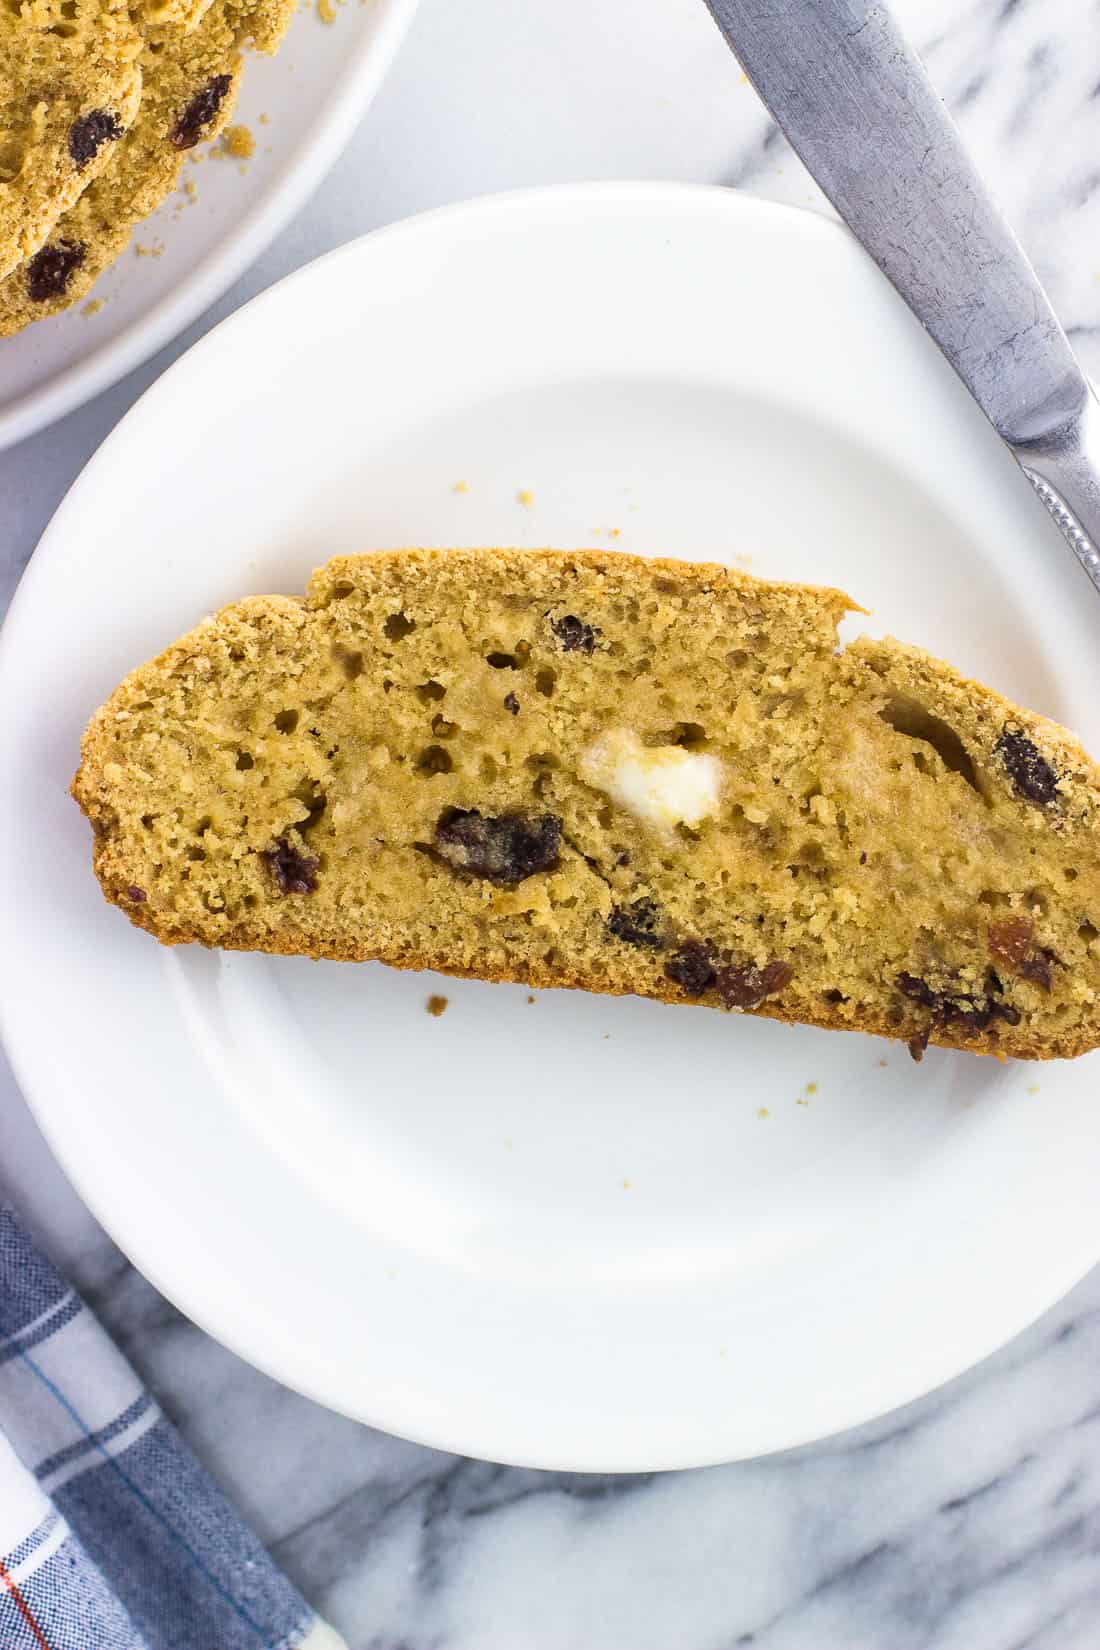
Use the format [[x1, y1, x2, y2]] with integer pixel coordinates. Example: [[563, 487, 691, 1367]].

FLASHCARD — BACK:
[[0, 1554, 52, 1650]]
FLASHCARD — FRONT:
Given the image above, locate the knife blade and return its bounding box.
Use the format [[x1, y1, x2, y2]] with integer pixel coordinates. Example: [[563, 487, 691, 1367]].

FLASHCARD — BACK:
[[701, 0, 1100, 593]]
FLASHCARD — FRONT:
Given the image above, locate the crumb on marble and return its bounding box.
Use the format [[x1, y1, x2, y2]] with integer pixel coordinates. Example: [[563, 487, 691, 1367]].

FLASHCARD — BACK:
[[317, 0, 337, 23], [453, 479, 469, 494], [1027, 1084, 1040, 1096], [81, 298, 104, 317], [134, 240, 163, 259], [806, 1081, 818, 1095], [516, 488, 534, 508], [259, 112, 270, 125], [621, 1178, 632, 1190], [757, 1106, 770, 1119], [426, 994, 448, 1017], [527, 994, 536, 1004]]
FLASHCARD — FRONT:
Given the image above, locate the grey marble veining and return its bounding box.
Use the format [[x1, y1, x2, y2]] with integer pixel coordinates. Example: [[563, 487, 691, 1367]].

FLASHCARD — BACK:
[[3, 0, 1100, 1646]]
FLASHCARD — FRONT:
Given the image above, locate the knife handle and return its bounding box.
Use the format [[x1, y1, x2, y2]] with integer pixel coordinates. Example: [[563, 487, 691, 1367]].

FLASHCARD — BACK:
[[1011, 392, 1100, 598]]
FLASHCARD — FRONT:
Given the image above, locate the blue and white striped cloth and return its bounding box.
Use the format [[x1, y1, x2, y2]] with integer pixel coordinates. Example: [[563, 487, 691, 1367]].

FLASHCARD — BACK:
[[0, 1202, 345, 1650]]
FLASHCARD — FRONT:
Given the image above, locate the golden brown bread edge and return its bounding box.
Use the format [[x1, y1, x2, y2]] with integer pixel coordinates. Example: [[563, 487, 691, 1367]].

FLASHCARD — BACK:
[[75, 912, 1096, 1063], [71, 547, 1100, 1062]]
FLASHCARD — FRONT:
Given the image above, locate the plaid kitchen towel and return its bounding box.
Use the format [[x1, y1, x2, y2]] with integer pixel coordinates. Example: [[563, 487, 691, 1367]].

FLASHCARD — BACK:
[[0, 1202, 346, 1650]]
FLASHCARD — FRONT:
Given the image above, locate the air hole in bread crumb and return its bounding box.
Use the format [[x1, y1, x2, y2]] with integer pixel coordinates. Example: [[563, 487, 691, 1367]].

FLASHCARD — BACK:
[[486, 652, 518, 670], [235, 751, 254, 770], [417, 680, 446, 702], [417, 745, 452, 775], [274, 709, 299, 734], [384, 613, 415, 641], [535, 667, 556, 697], [877, 696, 981, 794], [291, 781, 327, 830], [654, 722, 706, 748], [335, 648, 364, 680]]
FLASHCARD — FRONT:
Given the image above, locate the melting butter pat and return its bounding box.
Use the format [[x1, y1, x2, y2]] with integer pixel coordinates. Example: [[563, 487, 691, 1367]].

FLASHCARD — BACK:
[[580, 729, 724, 832]]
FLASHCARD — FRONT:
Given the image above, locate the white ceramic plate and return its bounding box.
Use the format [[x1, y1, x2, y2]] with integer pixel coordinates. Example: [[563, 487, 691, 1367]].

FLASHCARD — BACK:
[[2, 184, 1099, 1472], [0, 0, 418, 452]]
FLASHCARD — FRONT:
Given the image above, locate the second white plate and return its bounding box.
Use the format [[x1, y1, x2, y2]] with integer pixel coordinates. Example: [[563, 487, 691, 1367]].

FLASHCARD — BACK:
[[2, 184, 1099, 1471]]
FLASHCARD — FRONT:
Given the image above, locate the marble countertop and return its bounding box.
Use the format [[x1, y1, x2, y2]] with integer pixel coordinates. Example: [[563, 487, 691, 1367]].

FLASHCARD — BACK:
[[3, 0, 1100, 1644]]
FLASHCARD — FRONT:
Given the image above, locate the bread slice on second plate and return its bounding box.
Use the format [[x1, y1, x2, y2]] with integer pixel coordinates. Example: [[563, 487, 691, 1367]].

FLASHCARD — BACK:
[[0, 0, 294, 332], [0, 0, 143, 280]]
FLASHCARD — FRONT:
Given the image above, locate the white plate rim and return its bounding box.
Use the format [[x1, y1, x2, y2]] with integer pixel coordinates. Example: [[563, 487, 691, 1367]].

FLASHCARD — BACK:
[[0, 0, 420, 454], [3, 182, 1100, 1471]]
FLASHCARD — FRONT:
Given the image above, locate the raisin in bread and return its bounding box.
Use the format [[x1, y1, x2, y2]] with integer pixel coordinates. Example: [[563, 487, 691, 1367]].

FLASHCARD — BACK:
[[0, 0, 293, 332], [0, 0, 142, 280], [72, 549, 1100, 1061]]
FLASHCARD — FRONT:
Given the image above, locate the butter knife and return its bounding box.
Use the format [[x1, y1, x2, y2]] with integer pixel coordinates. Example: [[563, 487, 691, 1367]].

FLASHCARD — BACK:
[[701, 0, 1100, 593]]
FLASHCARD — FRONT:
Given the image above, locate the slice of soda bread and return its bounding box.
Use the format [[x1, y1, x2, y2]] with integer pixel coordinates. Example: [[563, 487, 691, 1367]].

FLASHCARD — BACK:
[[72, 548, 1100, 1061], [0, 0, 142, 279], [0, 0, 293, 332]]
